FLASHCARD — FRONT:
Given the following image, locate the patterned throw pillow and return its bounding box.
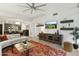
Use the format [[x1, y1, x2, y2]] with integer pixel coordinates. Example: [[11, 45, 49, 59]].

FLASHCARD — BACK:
[[0, 35, 8, 41], [0, 35, 3, 42], [1, 35, 8, 41]]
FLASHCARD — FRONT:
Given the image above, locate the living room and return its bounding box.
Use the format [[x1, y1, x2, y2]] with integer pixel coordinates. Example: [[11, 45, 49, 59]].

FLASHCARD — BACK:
[[0, 3, 79, 56]]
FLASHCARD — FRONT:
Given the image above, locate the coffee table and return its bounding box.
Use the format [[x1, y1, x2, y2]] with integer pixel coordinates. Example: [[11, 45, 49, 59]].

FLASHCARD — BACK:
[[14, 41, 37, 56]]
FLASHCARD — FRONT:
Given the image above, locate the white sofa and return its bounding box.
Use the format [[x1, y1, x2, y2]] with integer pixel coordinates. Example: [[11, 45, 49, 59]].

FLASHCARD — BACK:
[[0, 34, 28, 56]]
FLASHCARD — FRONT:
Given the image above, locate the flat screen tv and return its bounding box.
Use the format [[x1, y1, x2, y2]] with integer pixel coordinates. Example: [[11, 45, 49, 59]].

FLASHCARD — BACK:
[[45, 21, 57, 29]]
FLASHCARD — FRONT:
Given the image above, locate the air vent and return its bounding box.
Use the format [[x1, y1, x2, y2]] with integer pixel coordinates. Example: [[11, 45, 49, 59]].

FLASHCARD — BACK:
[[53, 13, 58, 16]]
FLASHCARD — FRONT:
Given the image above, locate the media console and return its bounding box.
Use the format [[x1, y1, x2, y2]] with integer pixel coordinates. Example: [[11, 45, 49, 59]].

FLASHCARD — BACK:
[[38, 33, 63, 45]]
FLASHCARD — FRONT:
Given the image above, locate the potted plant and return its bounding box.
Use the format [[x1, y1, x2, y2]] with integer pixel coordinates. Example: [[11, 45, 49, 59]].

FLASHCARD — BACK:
[[70, 27, 79, 49]]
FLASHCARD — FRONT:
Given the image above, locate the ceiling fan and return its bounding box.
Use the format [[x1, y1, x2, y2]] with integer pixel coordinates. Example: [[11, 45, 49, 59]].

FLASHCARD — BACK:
[[17, 3, 47, 14]]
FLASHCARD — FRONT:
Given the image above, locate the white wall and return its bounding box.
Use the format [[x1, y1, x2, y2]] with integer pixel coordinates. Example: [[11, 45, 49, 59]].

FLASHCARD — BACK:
[[29, 4, 79, 44]]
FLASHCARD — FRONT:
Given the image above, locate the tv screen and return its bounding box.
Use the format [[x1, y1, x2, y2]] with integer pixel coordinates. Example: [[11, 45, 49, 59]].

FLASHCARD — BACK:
[[45, 21, 57, 29]]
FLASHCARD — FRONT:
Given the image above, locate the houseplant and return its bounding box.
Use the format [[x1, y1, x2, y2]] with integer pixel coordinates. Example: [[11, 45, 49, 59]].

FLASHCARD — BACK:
[[70, 27, 79, 49]]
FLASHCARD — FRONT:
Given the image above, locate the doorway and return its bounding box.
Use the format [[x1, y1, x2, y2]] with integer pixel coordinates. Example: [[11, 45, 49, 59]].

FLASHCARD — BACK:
[[0, 24, 2, 35]]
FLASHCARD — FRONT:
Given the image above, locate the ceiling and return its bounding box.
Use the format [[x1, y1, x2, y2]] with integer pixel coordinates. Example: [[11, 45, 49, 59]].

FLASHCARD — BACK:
[[0, 3, 78, 22]]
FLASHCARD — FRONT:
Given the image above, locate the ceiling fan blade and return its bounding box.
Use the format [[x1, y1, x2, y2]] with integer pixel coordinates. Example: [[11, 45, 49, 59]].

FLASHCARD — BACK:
[[36, 4, 47, 8], [17, 5, 30, 8], [32, 3, 35, 7], [31, 9, 33, 14], [26, 3, 32, 8]]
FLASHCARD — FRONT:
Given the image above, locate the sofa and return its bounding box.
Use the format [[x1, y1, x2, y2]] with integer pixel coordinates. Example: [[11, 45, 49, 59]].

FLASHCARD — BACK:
[[0, 34, 28, 56]]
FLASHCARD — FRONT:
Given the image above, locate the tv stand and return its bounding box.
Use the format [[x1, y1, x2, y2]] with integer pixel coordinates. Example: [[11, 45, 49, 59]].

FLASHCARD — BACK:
[[38, 33, 63, 45]]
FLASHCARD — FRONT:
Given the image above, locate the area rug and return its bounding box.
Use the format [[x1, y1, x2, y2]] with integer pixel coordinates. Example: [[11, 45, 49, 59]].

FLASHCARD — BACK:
[[2, 40, 66, 56]]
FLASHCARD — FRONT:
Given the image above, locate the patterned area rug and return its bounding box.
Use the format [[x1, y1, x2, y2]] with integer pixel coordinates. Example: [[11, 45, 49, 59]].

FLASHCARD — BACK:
[[2, 40, 66, 56]]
